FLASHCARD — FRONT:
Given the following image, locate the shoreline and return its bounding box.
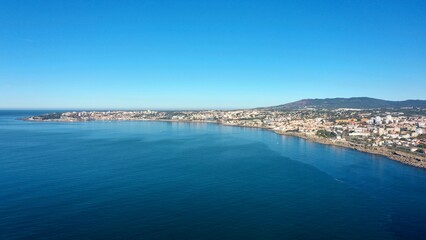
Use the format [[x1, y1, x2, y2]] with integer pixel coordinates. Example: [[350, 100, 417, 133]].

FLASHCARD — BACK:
[[217, 122, 425, 169], [23, 117, 426, 169], [275, 131, 426, 169]]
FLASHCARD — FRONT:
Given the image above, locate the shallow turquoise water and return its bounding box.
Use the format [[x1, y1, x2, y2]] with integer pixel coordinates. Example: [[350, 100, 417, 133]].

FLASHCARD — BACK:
[[0, 111, 425, 239]]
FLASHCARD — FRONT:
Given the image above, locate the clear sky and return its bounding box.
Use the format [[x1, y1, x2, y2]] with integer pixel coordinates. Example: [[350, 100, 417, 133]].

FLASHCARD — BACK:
[[1, 0, 425, 110]]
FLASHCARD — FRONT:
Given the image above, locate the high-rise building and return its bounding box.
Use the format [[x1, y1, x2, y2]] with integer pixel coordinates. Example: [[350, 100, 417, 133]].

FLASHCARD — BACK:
[[385, 115, 393, 124]]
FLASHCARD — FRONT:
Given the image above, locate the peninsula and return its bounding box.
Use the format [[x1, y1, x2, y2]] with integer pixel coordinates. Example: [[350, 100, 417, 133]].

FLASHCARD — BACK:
[[24, 98, 426, 168]]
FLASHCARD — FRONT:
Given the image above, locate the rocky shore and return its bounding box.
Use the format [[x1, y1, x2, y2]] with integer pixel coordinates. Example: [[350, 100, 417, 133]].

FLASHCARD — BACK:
[[275, 131, 426, 169]]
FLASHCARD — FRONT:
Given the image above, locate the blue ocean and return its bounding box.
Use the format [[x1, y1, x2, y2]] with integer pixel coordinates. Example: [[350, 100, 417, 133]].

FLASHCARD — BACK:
[[0, 111, 425, 240]]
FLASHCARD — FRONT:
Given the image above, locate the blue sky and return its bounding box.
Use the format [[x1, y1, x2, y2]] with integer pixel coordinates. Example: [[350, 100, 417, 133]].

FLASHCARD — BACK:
[[1, 0, 425, 109]]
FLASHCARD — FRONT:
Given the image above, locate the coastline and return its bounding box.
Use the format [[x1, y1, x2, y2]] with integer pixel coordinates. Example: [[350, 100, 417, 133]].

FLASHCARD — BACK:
[[23, 117, 426, 169], [275, 131, 426, 169], [217, 122, 426, 169]]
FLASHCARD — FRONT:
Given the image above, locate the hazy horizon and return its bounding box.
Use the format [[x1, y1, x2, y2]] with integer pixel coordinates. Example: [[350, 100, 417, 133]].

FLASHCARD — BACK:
[[1, 96, 426, 111]]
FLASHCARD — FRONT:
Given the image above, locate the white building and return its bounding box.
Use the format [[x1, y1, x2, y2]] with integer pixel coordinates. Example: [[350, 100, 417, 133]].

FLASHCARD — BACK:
[[375, 116, 382, 125], [385, 115, 393, 124]]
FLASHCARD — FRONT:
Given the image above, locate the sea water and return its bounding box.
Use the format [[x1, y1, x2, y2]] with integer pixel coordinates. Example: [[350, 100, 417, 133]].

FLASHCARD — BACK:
[[1, 111, 425, 239]]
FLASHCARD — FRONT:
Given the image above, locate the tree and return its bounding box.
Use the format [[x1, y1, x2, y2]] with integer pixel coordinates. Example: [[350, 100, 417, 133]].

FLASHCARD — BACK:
[[316, 130, 337, 138]]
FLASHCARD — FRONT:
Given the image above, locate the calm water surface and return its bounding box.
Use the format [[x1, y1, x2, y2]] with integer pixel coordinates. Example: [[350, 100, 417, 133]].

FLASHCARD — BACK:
[[0, 111, 425, 239]]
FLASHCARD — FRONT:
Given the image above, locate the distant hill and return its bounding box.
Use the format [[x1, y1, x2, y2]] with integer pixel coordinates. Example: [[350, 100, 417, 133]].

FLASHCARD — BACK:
[[260, 97, 426, 110]]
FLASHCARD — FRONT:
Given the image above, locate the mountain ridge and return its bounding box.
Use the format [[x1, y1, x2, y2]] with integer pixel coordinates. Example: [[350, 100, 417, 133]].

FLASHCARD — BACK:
[[259, 97, 426, 110]]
